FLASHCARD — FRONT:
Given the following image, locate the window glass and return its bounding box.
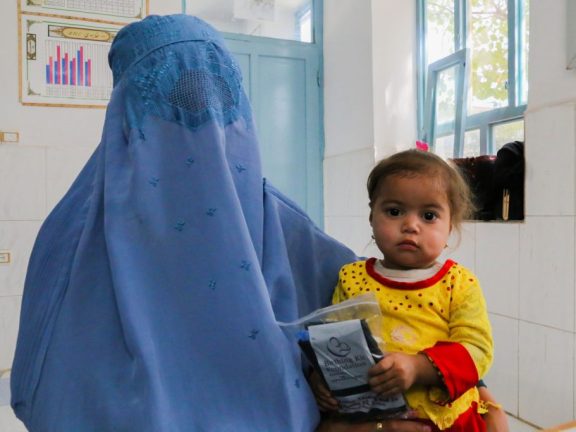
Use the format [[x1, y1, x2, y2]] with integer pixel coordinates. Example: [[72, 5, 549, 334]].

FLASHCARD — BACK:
[[468, 0, 509, 115], [426, 0, 456, 63], [435, 134, 455, 159], [464, 129, 481, 157], [493, 119, 524, 153], [298, 6, 312, 42], [187, 0, 314, 42], [435, 65, 457, 125]]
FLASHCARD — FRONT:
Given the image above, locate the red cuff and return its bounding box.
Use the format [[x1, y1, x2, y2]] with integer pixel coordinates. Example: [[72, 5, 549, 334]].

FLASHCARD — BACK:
[[422, 341, 478, 400]]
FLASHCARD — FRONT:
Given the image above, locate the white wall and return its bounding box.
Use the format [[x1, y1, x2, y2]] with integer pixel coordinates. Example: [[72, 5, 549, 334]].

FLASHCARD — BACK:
[[323, 0, 378, 257], [323, 0, 417, 258], [324, 0, 576, 429]]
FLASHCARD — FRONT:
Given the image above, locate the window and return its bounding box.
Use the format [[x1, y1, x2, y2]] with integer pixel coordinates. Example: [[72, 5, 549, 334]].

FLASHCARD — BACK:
[[418, 0, 529, 157], [493, 118, 524, 151], [423, 49, 469, 158]]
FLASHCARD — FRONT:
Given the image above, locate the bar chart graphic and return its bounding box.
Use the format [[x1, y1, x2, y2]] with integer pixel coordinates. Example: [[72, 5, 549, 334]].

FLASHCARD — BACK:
[[21, 14, 119, 106], [43, 39, 112, 100], [45, 42, 92, 87]]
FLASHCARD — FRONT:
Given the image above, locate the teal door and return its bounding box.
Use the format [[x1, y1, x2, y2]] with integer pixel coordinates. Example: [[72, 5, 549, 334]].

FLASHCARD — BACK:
[[225, 36, 324, 226]]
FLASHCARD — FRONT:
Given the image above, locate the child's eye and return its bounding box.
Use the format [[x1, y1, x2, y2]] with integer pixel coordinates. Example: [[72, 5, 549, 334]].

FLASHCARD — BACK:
[[386, 208, 401, 217], [423, 211, 437, 221]]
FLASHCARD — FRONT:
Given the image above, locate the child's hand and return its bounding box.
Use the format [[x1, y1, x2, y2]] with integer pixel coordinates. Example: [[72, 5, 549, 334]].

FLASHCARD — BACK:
[[309, 370, 339, 412], [368, 352, 419, 397], [478, 386, 510, 432], [368, 352, 437, 397]]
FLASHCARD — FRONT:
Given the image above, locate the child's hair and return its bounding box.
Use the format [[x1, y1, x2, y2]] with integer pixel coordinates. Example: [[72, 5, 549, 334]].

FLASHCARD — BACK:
[[367, 149, 474, 233]]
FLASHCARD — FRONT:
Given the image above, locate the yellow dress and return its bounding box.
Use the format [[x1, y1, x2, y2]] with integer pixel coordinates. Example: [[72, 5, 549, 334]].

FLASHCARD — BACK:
[[332, 258, 493, 430]]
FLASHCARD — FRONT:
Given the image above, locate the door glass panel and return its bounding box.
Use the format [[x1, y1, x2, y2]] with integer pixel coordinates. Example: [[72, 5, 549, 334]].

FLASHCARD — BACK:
[[186, 0, 314, 42], [426, 0, 455, 64], [493, 119, 524, 153], [464, 129, 481, 157], [468, 0, 509, 115]]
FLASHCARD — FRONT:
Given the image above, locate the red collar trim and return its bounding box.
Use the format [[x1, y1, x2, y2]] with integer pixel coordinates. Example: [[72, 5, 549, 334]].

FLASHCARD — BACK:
[[365, 257, 456, 290]]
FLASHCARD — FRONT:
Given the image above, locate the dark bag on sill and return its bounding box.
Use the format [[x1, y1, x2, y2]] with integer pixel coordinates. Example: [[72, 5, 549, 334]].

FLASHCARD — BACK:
[[451, 155, 497, 221], [491, 141, 525, 221]]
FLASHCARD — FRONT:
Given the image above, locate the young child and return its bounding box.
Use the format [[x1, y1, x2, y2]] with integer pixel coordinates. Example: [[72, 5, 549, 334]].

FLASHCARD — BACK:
[[313, 149, 495, 431]]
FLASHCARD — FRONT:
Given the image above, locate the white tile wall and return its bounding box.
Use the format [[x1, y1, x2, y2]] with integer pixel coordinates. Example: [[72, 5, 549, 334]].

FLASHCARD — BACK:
[[17, 109, 105, 150], [507, 415, 539, 431], [0, 221, 41, 297], [46, 145, 94, 213], [323, 148, 375, 217], [485, 313, 520, 416], [441, 221, 477, 271], [324, 215, 379, 258], [518, 321, 574, 427], [0, 297, 21, 371], [371, 2, 417, 158], [476, 222, 520, 318], [0, 376, 9, 407], [524, 105, 576, 217], [518, 216, 575, 331], [0, 146, 46, 221], [0, 406, 27, 432], [527, 1, 576, 108], [323, 1, 374, 158], [150, 0, 184, 16]]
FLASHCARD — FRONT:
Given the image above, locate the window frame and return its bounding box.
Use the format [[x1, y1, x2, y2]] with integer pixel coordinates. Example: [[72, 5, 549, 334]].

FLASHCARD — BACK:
[[417, 0, 528, 157], [423, 48, 469, 156]]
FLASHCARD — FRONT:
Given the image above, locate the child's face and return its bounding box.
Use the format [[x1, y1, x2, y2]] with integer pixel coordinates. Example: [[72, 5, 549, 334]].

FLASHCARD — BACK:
[[370, 173, 452, 270]]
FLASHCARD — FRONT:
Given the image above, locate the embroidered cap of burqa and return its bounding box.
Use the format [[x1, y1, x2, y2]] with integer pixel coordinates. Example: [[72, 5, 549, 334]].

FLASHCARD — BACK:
[[11, 14, 356, 432]]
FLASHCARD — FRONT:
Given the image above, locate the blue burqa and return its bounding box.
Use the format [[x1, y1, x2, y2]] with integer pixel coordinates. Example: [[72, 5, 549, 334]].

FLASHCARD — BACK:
[[11, 15, 356, 432]]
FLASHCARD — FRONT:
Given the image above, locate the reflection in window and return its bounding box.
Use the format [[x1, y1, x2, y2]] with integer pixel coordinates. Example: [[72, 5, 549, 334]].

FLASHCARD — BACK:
[[493, 119, 524, 153], [464, 129, 481, 157]]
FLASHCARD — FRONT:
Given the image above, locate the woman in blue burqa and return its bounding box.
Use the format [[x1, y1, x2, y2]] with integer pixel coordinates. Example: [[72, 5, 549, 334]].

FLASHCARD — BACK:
[[11, 14, 430, 432]]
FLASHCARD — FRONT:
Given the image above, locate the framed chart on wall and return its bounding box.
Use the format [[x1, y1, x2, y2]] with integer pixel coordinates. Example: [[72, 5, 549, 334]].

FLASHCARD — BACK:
[[18, 0, 149, 107], [19, 14, 122, 107], [20, 0, 149, 24]]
